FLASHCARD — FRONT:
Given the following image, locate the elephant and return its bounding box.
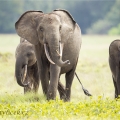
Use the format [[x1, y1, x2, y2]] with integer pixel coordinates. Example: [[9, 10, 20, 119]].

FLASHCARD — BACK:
[[15, 38, 66, 98], [15, 38, 39, 93], [109, 39, 120, 98], [15, 9, 82, 101]]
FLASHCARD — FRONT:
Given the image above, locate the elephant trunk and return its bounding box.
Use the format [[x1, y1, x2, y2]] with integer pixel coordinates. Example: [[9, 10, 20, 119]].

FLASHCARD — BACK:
[[52, 54, 70, 67], [15, 58, 28, 87], [44, 43, 70, 67]]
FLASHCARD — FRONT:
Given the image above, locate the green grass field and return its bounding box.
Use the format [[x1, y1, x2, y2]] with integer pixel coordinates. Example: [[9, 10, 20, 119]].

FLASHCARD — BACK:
[[0, 34, 120, 119]]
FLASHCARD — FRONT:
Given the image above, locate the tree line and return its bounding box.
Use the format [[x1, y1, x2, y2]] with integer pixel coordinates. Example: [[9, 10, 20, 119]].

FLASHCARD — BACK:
[[0, 0, 119, 34]]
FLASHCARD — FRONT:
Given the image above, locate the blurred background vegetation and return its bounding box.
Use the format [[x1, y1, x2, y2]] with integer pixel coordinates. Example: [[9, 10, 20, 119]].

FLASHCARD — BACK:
[[0, 0, 119, 35]]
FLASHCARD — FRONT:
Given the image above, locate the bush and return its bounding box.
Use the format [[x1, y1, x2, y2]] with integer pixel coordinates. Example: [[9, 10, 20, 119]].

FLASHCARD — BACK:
[[86, 20, 112, 34], [108, 24, 120, 35]]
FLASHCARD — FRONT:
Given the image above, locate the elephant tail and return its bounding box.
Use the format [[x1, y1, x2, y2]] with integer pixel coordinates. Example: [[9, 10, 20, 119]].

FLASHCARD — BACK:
[[75, 72, 92, 96]]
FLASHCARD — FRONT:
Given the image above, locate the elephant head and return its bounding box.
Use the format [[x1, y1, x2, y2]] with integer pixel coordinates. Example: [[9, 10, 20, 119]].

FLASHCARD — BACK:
[[15, 10, 75, 67], [15, 39, 37, 87]]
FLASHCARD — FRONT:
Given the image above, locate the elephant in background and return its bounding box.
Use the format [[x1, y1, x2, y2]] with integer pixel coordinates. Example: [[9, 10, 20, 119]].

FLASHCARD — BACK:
[[15, 38, 66, 98], [109, 39, 120, 98], [15, 9, 82, 101]]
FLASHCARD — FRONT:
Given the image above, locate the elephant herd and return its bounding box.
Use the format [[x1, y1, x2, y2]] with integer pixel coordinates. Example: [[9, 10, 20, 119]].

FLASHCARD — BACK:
[[14, 9, 120, 101]]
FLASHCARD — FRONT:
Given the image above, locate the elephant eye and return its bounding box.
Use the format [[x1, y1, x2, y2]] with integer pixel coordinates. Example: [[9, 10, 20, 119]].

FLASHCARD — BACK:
[[40, 27, 44, 32], [27, 53, 32, 57]]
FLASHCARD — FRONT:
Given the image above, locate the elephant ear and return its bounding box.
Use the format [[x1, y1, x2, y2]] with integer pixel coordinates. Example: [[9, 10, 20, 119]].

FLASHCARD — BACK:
[[15, 11, 43, 45], [53, 9, 76, 24], [53, 9, 77, 41]]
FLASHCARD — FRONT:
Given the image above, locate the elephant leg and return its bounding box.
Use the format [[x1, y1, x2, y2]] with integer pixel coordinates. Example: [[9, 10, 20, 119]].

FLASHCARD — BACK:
[[33, 64, 40, 93], [24, 83, 32, 94], [47, 64, 61, 100], [58, 80, 66, 100], [40, 61, 49, 96], [23, 76, 32, 94], [32, 80, 39, 93], [40, 67, 49, 96], [116, 66, 120, 97], [112, 76, 118, 98], [65, 67, 76, 102], [24, 86, 32, 93], [33, 76, 40, 93], [34, 44, 49, 96]]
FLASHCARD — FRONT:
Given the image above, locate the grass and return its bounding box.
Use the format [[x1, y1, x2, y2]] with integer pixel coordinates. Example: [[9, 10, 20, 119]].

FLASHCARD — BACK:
[[0, 34, 120, 119]]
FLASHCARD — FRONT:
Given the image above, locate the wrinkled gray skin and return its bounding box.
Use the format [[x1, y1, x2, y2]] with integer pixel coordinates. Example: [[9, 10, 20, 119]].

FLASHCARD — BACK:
[[15, 38, 66, 97], [109, 39, 120, 98], [15, 9, 82, 101], [15, 38, 39, 93]]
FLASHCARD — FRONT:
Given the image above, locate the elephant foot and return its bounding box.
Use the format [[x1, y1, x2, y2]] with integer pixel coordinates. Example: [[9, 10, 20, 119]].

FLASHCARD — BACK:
[[24, 86, 31, 94], [115, 94, 120, 99], [63, 97, 70, 102], [58, 82, 66, 100], [47, 91, 56, 100], [115, 94, 118, 98], [63, 88, 71, 102], [60, 94, 66, 100]]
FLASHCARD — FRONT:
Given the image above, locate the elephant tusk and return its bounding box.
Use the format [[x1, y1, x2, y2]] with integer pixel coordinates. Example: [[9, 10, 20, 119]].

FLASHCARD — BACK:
[[22, 65, 27, 83], [44, 44, 55, 64]]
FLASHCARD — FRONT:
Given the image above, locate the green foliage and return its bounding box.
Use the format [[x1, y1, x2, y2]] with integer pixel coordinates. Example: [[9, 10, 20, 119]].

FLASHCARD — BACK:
[[108, 24, 120, 35], [106, 0, 120, 27], [0, 0, 73, 33], [70, 0, 115, 34], [86, 20, 111, 34], [0, 0, 118, 34], [87, 0, 120, 34], [0, 1, 22, 33], [0, 96, 120, 119]]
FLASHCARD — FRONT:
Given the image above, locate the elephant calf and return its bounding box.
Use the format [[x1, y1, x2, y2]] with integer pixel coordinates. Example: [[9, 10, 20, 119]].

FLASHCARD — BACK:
[[15, 38, 65, 98], [109, 39, 120, 98], [15, 38, 39, 93]]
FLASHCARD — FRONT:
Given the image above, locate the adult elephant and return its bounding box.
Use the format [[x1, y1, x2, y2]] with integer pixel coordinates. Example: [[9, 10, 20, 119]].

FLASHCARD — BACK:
[[15, 9, 82, 101], [109, 39, 120, 98], [15, 38, 66, 98]]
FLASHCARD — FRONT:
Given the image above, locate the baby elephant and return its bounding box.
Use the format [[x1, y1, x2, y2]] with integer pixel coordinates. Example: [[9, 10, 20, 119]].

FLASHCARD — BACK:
[[15, 38, 39, 93], [109, 39, 120, 98]]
